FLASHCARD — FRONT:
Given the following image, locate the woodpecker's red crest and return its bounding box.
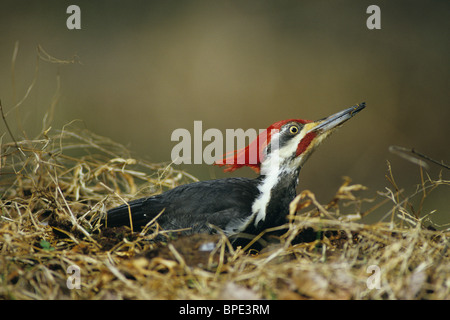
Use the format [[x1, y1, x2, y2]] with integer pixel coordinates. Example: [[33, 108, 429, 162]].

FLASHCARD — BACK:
[[215, 103, 366, 173], [216, 119, 313, 173]]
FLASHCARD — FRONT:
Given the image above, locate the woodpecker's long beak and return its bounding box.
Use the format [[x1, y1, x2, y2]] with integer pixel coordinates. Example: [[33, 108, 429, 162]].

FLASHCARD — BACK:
[[307, 102, 366, 134], [291, 102, 366, 162]]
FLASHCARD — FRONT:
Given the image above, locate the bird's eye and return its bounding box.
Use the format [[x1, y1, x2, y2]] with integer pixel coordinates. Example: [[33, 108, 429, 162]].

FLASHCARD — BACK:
[[289, 125, 299, 135]]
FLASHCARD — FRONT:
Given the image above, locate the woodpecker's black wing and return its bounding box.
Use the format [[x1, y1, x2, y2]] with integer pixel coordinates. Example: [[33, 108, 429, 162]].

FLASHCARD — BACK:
[[106, 177, 261, 234]]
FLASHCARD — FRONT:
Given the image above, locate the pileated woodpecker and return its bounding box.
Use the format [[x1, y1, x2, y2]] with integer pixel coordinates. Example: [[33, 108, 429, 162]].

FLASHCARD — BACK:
[[106, 103, 365, 237]]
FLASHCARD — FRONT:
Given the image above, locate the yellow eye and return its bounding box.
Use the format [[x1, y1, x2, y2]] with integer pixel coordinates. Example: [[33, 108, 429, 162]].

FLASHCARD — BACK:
[[289, 125, 299, 135]]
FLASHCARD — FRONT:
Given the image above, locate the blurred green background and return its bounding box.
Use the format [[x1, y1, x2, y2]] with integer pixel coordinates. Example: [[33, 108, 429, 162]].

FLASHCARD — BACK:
[[1, 1, 449, 225]]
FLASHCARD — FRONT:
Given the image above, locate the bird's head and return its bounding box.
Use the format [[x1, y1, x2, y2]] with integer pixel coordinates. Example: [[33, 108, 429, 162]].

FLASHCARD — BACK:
[[215, 103, 366, 174]]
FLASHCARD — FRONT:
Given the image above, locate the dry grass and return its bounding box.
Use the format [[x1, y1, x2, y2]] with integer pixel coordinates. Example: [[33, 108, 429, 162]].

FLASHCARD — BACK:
[[1, 123, 449, 300]]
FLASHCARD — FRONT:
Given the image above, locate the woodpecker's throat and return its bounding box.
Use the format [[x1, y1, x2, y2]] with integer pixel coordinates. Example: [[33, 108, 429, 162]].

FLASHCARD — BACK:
[[246, 123, 328, 232], [251, 164, 300, 232]]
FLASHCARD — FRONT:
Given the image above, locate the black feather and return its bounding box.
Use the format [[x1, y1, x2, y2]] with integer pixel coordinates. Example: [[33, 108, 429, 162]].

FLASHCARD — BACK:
[[106, 177, 262, 234]]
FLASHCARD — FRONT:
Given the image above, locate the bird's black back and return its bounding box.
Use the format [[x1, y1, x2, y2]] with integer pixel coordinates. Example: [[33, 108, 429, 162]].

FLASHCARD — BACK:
[[106, 177, 261, 234]]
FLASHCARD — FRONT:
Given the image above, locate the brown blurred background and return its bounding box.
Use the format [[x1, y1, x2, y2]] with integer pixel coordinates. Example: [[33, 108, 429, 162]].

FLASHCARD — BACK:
[[1, 1, 449, 224]]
